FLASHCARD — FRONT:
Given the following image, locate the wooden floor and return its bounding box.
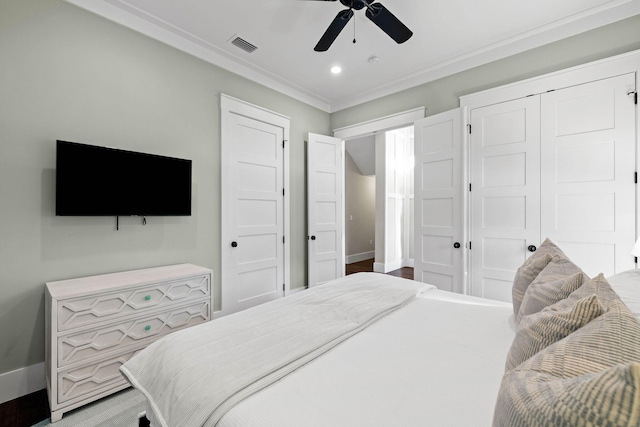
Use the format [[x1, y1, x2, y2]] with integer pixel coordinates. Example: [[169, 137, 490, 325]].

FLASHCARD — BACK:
[[346, 258, 414, 280], [0, 389, 49, 427], [2, 260, 412, 426]]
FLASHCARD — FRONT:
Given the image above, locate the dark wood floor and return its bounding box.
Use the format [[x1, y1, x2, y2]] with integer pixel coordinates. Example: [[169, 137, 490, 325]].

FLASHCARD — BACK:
[[346, 258, 414, 280], [2, 260, 412, 426], [0, 389, 49, 427]]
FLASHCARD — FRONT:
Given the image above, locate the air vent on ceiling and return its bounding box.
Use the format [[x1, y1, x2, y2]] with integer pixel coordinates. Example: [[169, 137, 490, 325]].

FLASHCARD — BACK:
[[230, 36, 258, 54]]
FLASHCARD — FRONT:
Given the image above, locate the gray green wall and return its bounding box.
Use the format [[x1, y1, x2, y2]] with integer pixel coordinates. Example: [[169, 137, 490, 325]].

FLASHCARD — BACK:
[[330, 15, 640, 129], [0, 0, 329, 375]]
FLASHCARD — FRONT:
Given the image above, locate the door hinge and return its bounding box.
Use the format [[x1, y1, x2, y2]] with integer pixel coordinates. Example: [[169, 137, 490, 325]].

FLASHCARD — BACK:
[[282, 140, 286, 148], [283, 188, 285, 196], [283, 236, 285, 244], [635, 256, 638, 264], [283, 283, 286, 292], [635, 172, 637, 184], [469, 241, 472, 250], [469, 183, 472, 192], [629, 91, 638, 105], [467, 124, 472, 134]]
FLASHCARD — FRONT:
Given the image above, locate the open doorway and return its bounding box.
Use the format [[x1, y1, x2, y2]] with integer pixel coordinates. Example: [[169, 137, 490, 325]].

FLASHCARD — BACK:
[[344, 127, 414, 280], [344, 136, 376, 271], [332, 107, 424, 281]]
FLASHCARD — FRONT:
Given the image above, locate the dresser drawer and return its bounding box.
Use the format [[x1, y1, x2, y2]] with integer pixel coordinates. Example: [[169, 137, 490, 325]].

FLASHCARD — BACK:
[[57, 274, 210, 331], [58, 300, 210, 367], [57, 348, 140, 404]]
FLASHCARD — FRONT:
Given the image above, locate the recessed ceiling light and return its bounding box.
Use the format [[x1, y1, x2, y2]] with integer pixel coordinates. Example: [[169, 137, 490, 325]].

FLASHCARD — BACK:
[[331, 66, 342, 74], [368, 55, 381, 64]]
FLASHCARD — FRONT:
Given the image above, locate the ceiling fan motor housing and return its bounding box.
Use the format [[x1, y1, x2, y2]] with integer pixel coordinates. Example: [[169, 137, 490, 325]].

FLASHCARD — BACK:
[[340, 0, 374, 10]]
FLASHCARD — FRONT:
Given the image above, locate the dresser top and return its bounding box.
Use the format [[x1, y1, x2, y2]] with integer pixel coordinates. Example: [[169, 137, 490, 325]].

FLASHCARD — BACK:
[[46, 264, 212, 300]]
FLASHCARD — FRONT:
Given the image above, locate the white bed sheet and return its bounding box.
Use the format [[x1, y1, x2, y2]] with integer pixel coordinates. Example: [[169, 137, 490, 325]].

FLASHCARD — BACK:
[[607, 269, 640, 318], [209, 290, 515, 427]]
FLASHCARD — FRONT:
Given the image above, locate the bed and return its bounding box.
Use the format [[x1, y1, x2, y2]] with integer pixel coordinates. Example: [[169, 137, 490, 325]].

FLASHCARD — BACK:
[[120, 240, 640, 427]]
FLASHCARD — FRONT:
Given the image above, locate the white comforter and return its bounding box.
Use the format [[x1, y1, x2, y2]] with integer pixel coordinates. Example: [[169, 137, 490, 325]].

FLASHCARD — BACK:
[[218, 290, 515, 427], [121, 273, 433, 426]]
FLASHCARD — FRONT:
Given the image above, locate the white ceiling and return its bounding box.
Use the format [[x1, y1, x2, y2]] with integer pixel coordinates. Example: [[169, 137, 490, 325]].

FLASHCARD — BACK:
[[65, 0, 640, 112]]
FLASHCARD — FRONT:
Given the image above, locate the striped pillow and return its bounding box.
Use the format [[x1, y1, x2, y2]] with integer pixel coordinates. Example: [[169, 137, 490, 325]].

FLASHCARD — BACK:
[[493, 363, 640, 427], [494, 292, 640, 427], [512, 253, 553, 317], [517, 265, 587, 322], [565, 273, 622, 310], [512, 239, 566, 317], [517, 297, 640, 378], [506, 294, 604, 370]]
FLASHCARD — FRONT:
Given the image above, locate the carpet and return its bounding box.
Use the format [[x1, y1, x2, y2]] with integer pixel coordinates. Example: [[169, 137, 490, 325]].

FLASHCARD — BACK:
[[42, 388, 146, 427]]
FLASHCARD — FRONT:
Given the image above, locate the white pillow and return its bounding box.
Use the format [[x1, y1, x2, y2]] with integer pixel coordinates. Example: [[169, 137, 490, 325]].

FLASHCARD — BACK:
[[607, 269, 640, 318]]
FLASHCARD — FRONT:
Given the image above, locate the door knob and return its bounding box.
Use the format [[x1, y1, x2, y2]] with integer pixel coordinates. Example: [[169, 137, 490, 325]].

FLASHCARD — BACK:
[[528, 245, 537, 252], [231, 241, 238, 248], [310, 235, 316, 240], [453, 242, 461, 249]]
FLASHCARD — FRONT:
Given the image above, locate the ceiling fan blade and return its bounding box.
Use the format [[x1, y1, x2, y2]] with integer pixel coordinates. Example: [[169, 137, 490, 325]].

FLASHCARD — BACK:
[[365, 3, 412, 44], [314, 9, 354, 52]]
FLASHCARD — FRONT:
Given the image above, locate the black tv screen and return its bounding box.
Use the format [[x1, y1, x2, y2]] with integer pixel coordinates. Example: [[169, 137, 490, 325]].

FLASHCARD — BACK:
[[56, 140, 192, 216]]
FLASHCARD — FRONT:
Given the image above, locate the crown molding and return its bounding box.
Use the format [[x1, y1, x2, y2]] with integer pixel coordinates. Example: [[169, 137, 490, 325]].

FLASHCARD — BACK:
[[65, 0, 640, 114], [65, 0, 332, 112]]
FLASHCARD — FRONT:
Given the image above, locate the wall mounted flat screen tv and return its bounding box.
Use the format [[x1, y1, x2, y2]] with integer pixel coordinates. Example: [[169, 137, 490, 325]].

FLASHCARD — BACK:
[[56, 140, 192, 216]]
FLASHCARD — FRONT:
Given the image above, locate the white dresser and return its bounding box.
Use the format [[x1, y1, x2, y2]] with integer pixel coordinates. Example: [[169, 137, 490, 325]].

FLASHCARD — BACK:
[[45, 264, 213, 422]]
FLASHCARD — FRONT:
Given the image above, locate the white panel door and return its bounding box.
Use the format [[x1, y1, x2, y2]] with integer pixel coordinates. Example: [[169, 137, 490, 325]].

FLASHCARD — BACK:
[[222, 97, 287, 314], [413, 109, 462, 292], [308, 133, 344, 287], [540, 74, 637, 277], [470, 96, 541, 301]]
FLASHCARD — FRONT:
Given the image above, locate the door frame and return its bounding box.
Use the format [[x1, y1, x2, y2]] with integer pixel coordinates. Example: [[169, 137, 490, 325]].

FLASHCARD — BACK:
[[333, 107, 425, 275], [220, 94, 290, 317]]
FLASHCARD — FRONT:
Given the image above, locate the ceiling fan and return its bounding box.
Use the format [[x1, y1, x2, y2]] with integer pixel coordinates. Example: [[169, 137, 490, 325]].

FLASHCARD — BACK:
[[305, 0, 413, 52]]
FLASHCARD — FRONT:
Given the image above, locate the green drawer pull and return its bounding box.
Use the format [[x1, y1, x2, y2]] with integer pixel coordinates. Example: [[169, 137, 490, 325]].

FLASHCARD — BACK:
[[145, 325, 151, 331], [144, 295, 151, 301]]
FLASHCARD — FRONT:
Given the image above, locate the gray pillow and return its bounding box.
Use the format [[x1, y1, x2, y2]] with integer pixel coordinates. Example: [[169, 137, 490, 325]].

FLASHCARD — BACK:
[[506, 294, 604, 371], [493, 363, 640, 427], [564, 273, 622, 311], [512, 238, 567, 317], [494, 289, 640, 427], [517, 259, 587, 322]]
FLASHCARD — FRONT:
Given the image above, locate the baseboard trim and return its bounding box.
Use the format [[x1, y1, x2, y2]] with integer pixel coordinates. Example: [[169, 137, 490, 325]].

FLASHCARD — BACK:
[[0, 362, 45, 404], [373, 262, 383, 273], [373, 260, 410, 274], [346, 251, 375, 264]]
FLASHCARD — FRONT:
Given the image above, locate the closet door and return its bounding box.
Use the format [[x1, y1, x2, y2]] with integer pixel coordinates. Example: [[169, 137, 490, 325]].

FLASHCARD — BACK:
[[414, 109, 462, 292], [469, 97, 541, 301], [540, 74, 637, 277]]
